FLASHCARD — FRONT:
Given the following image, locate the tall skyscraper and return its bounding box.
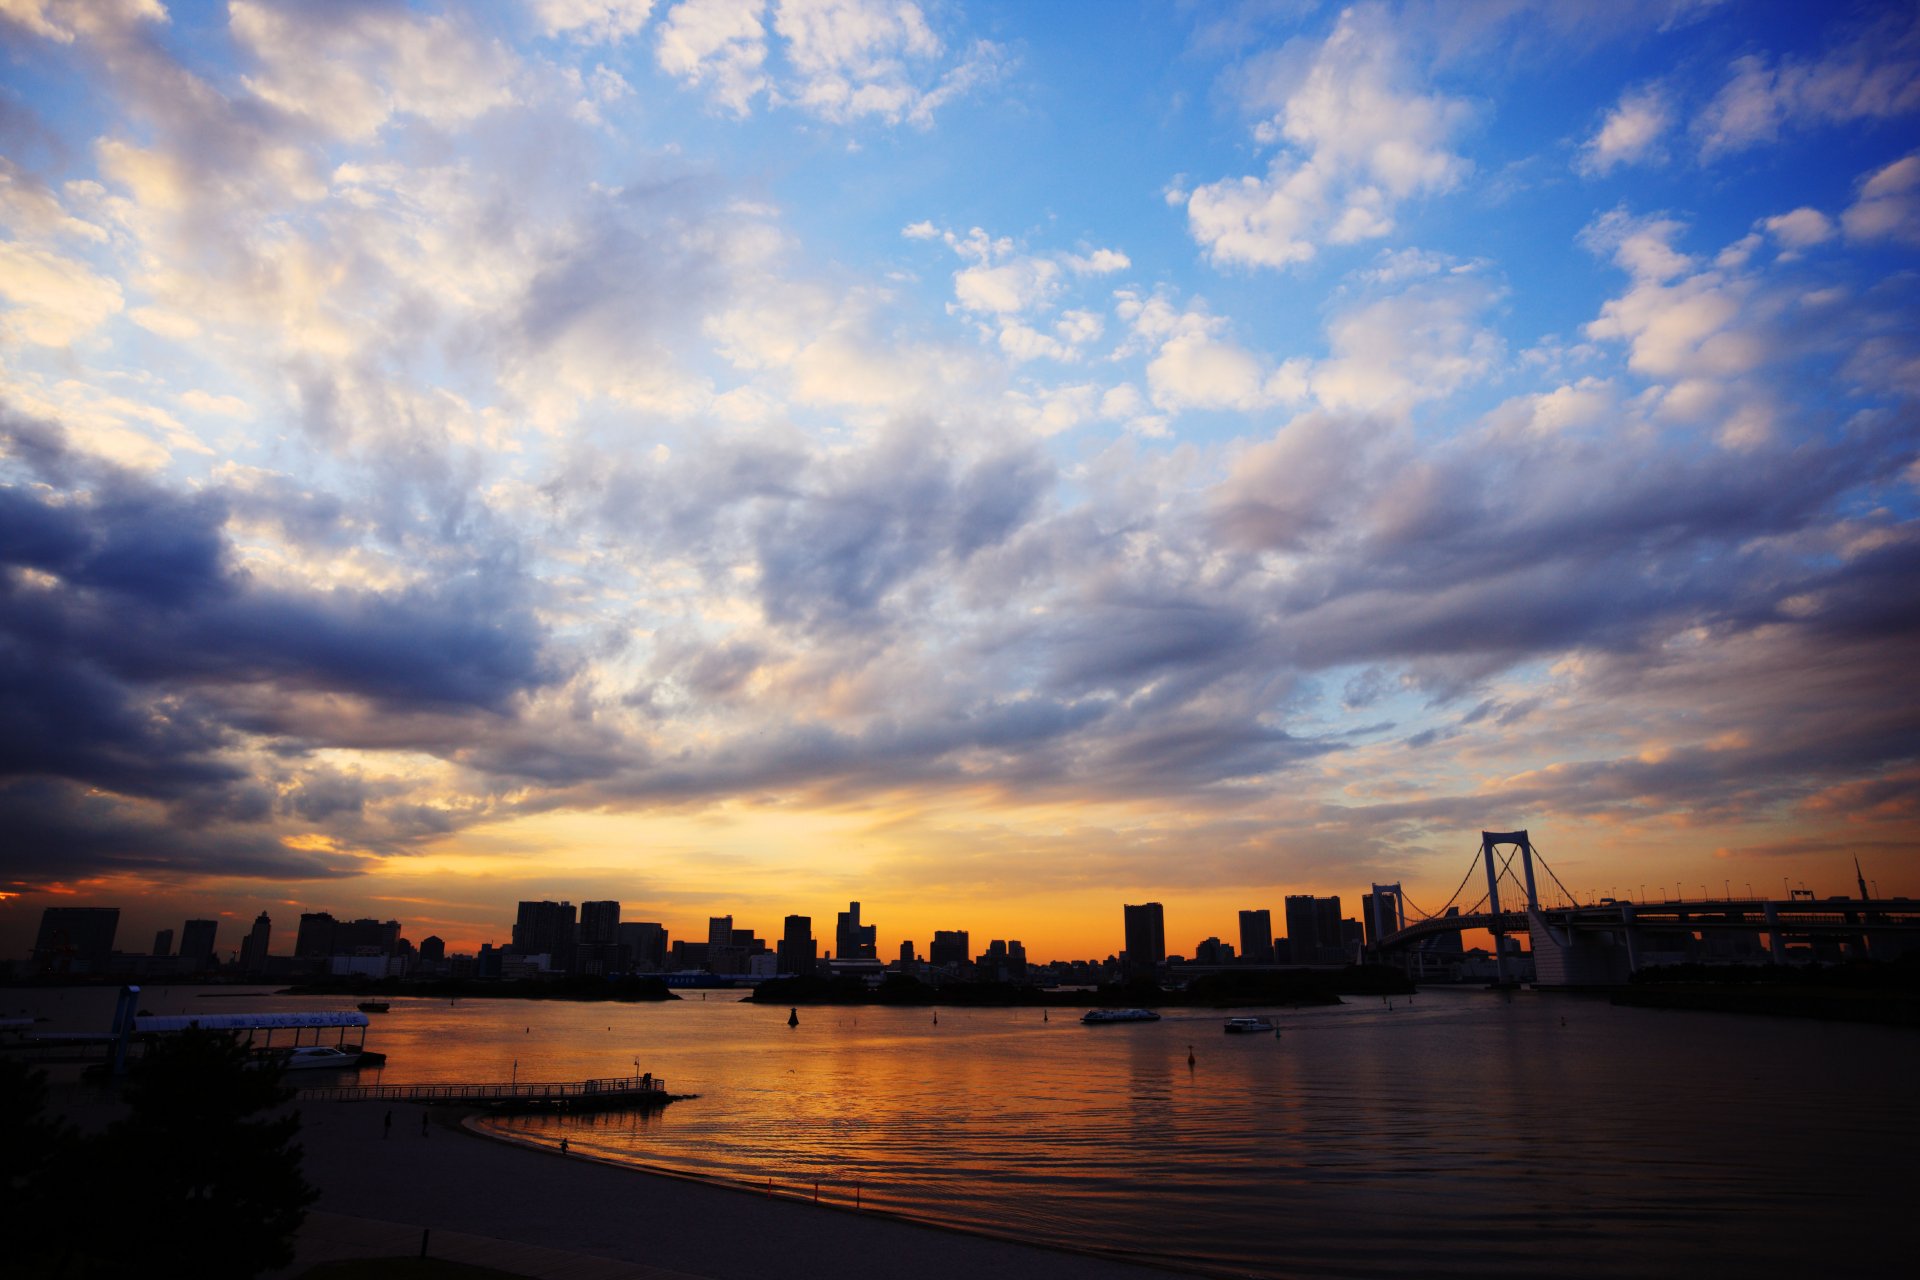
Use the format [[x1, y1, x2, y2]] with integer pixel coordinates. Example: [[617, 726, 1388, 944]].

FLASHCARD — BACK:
[[835, 902, 877, 960], [512, 901, 577, 968], [180, 918, 219, 967], [238, 912, 272, 972], [617, 922, 668, 972], [1123, 903, 1166, 976], [929, 930, 970, 969], [1238, 909, 1275, 964], [1284, 895, 1344, 965], [778, 915, 817, 975], [579, 900, 621, 944], [295, 912, 336, 959], [152, 928, 173, 958], [31, 907, 119, 974]]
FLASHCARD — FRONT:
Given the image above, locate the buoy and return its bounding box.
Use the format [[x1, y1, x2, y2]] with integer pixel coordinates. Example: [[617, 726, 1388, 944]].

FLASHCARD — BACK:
[[932, 1011, 938, 1025], [1043, 1008, 1049, 1022], [788, 1007, 799, 1028], [1187, 1044, 1196, 1068]]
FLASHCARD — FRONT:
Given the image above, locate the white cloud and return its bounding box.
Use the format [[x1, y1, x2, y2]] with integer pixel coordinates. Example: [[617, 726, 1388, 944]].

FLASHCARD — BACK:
[[656, 0, 769, 117], [231, 1, 518, 141], [1695, 13, 1920, 159], [1184, 5, 1471, 269], [954, 257, 1061, 315], [1578, 85, 1670, 175], [535, 0, 656, 43], [1760, 206, 1835, 251], [0, 240, 123, 345], [1309, 279, 1502, 415], [1842, 153, 1920, 245]]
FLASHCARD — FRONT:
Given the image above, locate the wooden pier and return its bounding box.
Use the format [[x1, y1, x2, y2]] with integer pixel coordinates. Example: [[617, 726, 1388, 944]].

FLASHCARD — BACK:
[[298, 1073, 673, 1112]]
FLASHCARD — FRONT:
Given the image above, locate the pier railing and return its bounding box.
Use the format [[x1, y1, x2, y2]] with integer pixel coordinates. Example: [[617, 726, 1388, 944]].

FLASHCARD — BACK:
[[298, 1073, 667, 1106]]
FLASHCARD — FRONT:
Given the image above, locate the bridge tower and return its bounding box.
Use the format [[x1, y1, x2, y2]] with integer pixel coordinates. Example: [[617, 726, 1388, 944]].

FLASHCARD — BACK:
[[1481, 831, 1538, 983], [1366, 883, 1406, 959]]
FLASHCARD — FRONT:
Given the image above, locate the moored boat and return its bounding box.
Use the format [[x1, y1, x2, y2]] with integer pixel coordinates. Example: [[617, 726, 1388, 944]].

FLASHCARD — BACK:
[[357, 1001, 390, 1013], [1081, 1008, 1160, 1024], [1223, 1017, 1274, 1034]]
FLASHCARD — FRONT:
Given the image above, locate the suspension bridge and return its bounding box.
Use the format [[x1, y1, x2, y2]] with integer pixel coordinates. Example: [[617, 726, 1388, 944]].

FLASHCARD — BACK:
[[1367, 831, 1920, 987]]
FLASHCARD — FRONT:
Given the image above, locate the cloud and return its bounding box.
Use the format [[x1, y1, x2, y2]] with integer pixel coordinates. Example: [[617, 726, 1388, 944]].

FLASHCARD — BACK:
[[535, 0, 657, 43], [1694, 8, 1920, 158], [1842, 152, 1920, 245], [1578, 84, 1670, 175], [1183, 5, 1472, 268], [655, 0, 768, 116]]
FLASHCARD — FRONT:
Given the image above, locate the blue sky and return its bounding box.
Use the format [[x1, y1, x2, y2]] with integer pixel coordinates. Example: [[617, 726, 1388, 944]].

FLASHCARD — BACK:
[[1, 0, 1916, 959]]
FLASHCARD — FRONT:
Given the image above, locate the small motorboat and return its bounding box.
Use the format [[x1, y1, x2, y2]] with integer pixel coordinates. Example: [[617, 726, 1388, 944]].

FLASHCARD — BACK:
[[1081, 1008, 1160, 1024], [1223, 1017, 1275, 1034], [260, 1045, 382, 1071], [357, 1001, 390, 1013]]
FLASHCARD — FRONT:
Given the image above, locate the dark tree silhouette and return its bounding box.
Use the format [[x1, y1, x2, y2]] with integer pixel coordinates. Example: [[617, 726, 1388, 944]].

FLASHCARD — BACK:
[[0, 1058, 83, 1269], [78, 1028, 318, 1278]]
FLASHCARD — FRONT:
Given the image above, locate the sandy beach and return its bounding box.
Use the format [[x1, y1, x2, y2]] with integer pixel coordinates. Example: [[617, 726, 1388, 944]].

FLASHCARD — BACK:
[[275, 1101, 1192, 1280]]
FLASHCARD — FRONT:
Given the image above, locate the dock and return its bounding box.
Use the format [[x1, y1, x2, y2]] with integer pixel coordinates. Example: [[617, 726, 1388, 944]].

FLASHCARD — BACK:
[[298, 1072, 674, 1112]]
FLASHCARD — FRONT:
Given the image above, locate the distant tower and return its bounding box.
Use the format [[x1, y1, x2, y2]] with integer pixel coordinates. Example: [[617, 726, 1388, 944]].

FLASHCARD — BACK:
[[1238, 909, 1275, 964], [1122, 903, 1166, 977], [179, 919, 219, 969], [152, 928, 173, 958], [238, 912, 272, 973], [835, 902, 877, 960], [778, 915, 817, 975], [31, 907, 120, 975]]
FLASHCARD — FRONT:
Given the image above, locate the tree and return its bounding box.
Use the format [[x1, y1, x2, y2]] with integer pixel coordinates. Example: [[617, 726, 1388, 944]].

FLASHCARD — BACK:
[[79, 1028, 317, 1278], [0, 1057, 83, 1272]]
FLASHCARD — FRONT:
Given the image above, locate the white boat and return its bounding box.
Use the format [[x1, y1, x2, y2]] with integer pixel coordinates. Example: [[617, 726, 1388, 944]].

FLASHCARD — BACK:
[[270, 1045, 373, 1070], [1223, 1017, 1275, 1034], [1081, 1008, 1160, 1024]]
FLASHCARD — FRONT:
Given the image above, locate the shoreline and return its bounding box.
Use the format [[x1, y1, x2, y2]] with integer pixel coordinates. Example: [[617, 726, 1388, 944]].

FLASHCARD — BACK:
[[285, 1099, 1195, 1280]]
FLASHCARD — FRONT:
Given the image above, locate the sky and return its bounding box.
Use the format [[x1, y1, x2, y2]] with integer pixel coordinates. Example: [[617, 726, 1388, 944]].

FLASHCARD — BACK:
[[1, 0, 1917, 965]]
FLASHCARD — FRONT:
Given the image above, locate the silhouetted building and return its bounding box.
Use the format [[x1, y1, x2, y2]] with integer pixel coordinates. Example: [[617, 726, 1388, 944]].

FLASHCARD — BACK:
[[1123, 902, 1166, 976], [898, 939, 915, 966], [929, 930, 970, 970], [513, 901, 577, 969], [295, 912, 336, 959], [707, 915, 739, 974], [180, 919, 219, 968], [778, 915, 817, 975], [32, 907, 119, 975], [669, 940, 709, 970], [618, 922, 668, 972], [1238, 909, 1275, 964], [1194, 936, 1235, 965], [152, 928, 173, 958], [418, 935, 446, 963], [238, 912, 272, 973], [580, 900, 621, 945], [836, 902, 877, 960], [1284, 895, 1345, 965], [335, 918, 402, 956]]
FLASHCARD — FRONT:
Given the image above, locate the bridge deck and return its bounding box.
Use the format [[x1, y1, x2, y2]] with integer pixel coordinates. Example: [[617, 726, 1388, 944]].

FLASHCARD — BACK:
[[299, 1073, 671, 1111]]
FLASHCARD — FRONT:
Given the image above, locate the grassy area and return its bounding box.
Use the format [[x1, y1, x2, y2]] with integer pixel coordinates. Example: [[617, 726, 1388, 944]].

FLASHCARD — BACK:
[[299, 1260, 528, 1279]]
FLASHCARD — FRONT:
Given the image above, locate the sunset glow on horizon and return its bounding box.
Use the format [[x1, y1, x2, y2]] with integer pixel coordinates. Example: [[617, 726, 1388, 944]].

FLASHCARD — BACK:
[[3, 0, 1917, 965]]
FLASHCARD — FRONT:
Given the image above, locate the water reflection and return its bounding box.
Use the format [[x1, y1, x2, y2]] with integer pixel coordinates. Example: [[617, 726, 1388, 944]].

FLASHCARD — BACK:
[[16, 986, 1911, 1277]]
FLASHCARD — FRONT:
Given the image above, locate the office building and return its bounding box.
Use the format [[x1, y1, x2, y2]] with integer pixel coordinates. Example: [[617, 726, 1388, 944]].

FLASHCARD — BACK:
[[1284, 895, 1347, 965], [836, 902, 877, 960], [618, 922, 668, 972], [31, 907, 119, 974], [295, 912, 336, 959], [778, 915, 817, 975], [929, 930, 970, 969], [180, 919, 219, 967], [152, 928, 173, 958], [418, 935, 446, 963], [580, 900, 621, 945], [1123, 902, 1166, 976], [512, 901, 577, 969], [238, 912, 272, 973], [1238, 909, 1275, 964], [1194, 936, 1235, 965]]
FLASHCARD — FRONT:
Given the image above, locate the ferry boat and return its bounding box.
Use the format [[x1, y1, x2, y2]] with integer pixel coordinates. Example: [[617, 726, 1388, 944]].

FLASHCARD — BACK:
[[273, 1044, 385, 1070], [1081, 1008, 1161, 1024], [1223, 1017, 1275, 1034]]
